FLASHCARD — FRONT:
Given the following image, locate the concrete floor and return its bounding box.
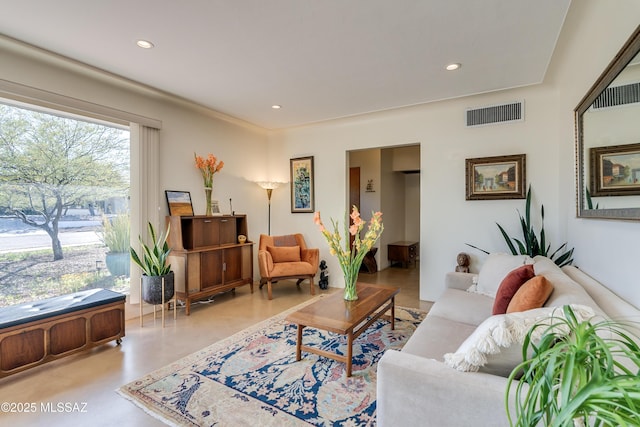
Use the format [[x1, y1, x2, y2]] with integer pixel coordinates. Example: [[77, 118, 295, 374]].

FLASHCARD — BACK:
[[0, 264, 428, 426]]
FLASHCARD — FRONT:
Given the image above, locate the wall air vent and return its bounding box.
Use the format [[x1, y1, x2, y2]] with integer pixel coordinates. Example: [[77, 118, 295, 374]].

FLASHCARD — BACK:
[[591, 82, 640, 110], [466, 101, 524, 127]]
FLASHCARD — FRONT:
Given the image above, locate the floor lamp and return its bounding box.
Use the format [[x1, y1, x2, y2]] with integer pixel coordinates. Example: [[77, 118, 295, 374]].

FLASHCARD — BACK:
[[257, 182, 282, 235]]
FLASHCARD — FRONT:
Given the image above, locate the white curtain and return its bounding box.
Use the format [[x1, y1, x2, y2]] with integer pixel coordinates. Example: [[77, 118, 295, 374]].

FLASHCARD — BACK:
[[129, 124, 161, 304]]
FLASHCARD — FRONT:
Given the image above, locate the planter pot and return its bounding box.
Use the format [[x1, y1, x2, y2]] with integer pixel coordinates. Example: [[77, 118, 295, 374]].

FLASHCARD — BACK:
[[105, 252, 130, 277], [141, 272, 175, 305]]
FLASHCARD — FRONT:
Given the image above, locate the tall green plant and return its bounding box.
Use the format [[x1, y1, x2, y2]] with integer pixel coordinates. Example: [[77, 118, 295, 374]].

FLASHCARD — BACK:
[[586, 187, 600, 210], [130, 222, 171, 276], [506, 305, 640, 427], [468, 186, 574, 267]]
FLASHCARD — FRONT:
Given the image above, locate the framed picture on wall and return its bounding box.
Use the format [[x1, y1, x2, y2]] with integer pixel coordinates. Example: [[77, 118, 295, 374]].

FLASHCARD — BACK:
[[165, 190, 194, 216], [290, 156, 315, 213], [465, 154, 526, 200], [590, 143, 640, 196]]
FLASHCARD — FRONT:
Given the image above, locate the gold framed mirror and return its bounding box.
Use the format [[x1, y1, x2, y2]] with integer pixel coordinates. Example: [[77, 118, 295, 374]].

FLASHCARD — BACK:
[[575, 25, 640, 220]]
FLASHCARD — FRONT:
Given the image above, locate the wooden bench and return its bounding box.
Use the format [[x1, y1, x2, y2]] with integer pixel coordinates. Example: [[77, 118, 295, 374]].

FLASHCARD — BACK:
[[0, 288, 126, 378]]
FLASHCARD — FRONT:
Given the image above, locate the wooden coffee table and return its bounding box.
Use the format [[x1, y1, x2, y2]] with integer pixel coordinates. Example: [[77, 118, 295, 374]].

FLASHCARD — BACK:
[[285, 282, 399, 377]]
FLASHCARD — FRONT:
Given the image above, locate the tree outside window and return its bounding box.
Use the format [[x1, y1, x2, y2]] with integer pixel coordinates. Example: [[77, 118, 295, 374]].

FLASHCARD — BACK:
[[0, 103, 130, 306]]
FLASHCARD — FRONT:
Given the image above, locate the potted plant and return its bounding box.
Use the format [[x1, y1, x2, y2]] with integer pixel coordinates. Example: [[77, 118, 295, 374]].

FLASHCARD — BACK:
[[130, 222, 174, 305], [506, 305, 640, 426], [100, 214, 131, 277], [468, 185, 574, 267]]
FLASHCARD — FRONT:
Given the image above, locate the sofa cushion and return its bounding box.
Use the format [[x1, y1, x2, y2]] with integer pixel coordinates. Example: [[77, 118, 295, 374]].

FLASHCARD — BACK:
[[402, 314, 478, 360], [267, 245, 301, 263], [270, 262, 315, 276], [475, 253, 534, 297], [492, 264, 535, 315], [506, 276, 554, 313], [428, 288, 494, 327], [443, 304, 596, 377]]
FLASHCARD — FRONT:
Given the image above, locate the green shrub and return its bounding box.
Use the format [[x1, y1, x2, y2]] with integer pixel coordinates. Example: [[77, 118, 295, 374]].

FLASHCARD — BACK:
[[101, 214, 130, 253]]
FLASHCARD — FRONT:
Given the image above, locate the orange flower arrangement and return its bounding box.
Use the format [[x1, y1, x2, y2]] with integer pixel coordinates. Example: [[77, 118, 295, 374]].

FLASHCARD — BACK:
[[194, 152, 224, 188]]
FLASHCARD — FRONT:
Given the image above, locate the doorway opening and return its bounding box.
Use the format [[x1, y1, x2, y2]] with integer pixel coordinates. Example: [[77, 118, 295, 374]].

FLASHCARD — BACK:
[[347, 144, 423, 309]]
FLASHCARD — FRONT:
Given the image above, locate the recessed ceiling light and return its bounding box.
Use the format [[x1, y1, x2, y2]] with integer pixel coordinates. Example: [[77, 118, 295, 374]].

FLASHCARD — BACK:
[[271, 105, 282, 109], [136, 40, 155, 49], [445, 63, 461, 71]]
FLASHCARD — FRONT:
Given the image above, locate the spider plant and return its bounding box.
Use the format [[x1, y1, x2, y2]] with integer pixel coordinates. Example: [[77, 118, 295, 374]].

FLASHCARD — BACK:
[[505, 305, 640, 427]]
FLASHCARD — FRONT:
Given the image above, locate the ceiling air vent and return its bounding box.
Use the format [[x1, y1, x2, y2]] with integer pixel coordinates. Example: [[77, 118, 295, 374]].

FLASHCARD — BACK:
[[591, 82, 640, 110], [466, 101, 524, 127]]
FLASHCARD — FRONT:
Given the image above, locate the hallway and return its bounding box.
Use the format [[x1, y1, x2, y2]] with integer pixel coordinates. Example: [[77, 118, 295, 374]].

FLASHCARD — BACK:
[[358, 261, 431, 312]]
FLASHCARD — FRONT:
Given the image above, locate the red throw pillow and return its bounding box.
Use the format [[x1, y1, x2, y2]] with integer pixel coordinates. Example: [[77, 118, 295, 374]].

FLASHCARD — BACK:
[[492, 264, 535, 315]]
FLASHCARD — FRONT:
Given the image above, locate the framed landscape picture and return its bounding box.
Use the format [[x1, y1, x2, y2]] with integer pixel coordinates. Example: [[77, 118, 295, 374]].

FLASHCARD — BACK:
[[165, 190, 194, 216], [590, 143, 640, 196], [290, 156, 314, 213], [465, 154, 526, 200]]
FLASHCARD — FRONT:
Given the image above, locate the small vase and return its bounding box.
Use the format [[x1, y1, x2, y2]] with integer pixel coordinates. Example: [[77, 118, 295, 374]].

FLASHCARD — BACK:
[[343, 266, 359, 301], [204, 187, 213, 216]]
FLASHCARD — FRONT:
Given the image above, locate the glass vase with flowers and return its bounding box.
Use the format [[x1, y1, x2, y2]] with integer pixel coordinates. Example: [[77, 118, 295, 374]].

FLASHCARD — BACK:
[[314, 206, 383, 300], [194, 152, 224, 216]]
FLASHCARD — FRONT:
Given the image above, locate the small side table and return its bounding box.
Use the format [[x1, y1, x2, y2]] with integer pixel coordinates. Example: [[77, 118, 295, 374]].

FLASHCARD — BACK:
[[388, 241, 419, 268]]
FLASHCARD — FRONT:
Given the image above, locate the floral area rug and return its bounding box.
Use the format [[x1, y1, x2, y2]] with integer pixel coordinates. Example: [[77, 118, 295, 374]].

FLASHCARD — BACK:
[[117, 296, 426, 427]]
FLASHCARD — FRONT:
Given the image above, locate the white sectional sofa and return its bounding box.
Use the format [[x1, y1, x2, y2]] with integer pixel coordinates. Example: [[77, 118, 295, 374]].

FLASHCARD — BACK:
[[377, 255, 640, 427]]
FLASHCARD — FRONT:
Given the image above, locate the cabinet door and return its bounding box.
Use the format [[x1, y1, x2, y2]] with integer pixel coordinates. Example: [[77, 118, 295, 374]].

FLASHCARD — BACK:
[[201, 251, 223, 289], [223, 247, 242, 283], [192, 218, 220, 248], [219, 218, 237, 245]]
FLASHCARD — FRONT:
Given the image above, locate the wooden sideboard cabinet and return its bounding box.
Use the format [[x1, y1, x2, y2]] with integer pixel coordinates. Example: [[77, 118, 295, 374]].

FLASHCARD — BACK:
[[388, 241, 419, 268], [166, 215, 254, 315]]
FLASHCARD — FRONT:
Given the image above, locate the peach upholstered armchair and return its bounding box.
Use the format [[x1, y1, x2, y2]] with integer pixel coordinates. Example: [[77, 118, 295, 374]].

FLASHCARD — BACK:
[[258, 234, 319, 300]]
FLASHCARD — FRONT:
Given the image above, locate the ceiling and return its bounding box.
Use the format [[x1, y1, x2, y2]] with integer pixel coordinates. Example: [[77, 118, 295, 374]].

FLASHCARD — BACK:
[[0, 0, 571, 130]]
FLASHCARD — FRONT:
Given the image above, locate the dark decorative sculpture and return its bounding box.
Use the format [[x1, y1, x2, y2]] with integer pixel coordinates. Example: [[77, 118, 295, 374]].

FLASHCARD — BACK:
[[455, 252, 470, 273], [319, 260, 329, 290]]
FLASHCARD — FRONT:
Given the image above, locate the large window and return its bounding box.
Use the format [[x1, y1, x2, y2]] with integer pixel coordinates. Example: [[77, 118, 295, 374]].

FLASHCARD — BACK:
[[0, 102, 131, 306]]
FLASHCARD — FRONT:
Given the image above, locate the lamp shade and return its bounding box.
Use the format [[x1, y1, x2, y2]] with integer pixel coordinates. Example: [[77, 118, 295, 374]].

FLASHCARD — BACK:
[[256, 181, 283, 190]]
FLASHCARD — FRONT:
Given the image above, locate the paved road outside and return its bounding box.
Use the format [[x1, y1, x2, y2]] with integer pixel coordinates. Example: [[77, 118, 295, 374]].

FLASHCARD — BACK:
[[0, 212, 104, 253], [0, 229, 102, 253]]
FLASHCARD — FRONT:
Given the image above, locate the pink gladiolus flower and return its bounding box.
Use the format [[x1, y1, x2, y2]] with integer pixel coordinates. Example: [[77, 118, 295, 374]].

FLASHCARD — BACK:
[[314, 205, 384, 282]]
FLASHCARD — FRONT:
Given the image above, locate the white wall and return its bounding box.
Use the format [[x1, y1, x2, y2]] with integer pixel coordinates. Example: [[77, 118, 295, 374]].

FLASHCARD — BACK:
[[553, 0, 640, 306], [269, 0, 640, 305], [271, 82, 562, 301], [405, 173, 420, 242], [348, 148, 381, 220]]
